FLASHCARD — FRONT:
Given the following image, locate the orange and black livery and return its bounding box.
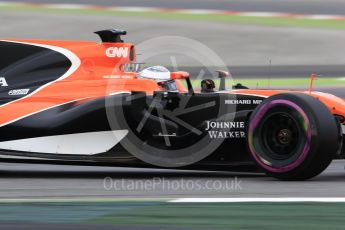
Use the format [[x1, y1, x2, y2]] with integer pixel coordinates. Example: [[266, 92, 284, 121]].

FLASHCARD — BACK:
[[0, 29, 344, 180]]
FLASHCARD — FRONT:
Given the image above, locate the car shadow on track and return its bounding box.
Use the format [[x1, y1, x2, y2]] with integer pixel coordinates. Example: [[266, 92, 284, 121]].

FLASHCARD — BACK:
[[0, 168, 264, 179]]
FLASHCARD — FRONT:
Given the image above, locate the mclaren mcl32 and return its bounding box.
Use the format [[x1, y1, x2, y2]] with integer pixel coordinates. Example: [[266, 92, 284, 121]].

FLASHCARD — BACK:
[[0, 29, 344, 180]]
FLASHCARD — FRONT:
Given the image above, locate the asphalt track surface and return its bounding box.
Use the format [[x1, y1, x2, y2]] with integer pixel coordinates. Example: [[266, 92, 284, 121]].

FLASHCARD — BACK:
[[1, 11, 345, 69], [4, 0, 345, 15], [0, 160, 345, 198]]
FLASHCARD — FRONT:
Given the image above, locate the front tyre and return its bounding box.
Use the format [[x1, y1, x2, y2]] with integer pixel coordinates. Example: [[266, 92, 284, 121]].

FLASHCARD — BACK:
[[247, 93, 339, 180]]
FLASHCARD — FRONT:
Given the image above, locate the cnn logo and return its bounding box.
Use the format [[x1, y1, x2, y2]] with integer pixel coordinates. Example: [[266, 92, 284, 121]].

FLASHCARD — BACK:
[[106, 47, 129, 58]]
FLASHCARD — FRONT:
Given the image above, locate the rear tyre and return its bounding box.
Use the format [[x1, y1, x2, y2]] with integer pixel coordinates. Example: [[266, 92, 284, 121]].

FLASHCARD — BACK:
[[247, 93, 339, 180]]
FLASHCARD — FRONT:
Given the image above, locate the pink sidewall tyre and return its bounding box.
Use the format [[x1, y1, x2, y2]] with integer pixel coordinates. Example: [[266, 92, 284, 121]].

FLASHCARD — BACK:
[[247, 93, 340, 180]]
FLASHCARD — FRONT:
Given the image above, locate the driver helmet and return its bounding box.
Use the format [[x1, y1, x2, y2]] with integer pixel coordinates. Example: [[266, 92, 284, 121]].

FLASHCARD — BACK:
[[139, 66, 178, 91]]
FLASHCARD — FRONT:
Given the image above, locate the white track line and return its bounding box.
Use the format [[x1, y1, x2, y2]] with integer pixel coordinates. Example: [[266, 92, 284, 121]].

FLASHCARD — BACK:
[[176, 9, 225, 15], [0, 1, 345, 21], [41, 4, 93, 10], [0, 198, 170, 203], [237, 12, 290, 17], [169, 198, 345, 203], [110, 6, 163, 12]]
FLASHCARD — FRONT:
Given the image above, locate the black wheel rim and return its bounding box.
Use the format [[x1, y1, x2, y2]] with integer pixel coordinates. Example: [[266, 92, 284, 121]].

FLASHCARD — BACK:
[[261, 112, 300, 160]]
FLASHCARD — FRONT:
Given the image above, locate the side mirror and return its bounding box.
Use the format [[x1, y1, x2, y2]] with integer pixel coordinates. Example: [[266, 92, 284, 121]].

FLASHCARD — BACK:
[[216, 70, 230, 91], [171, 71, 194, 95], [170, 71, 189, 80]]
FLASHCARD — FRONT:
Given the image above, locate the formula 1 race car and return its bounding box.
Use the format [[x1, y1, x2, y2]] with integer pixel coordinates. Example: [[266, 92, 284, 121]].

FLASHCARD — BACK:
[[0, 29, 344, 180]]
